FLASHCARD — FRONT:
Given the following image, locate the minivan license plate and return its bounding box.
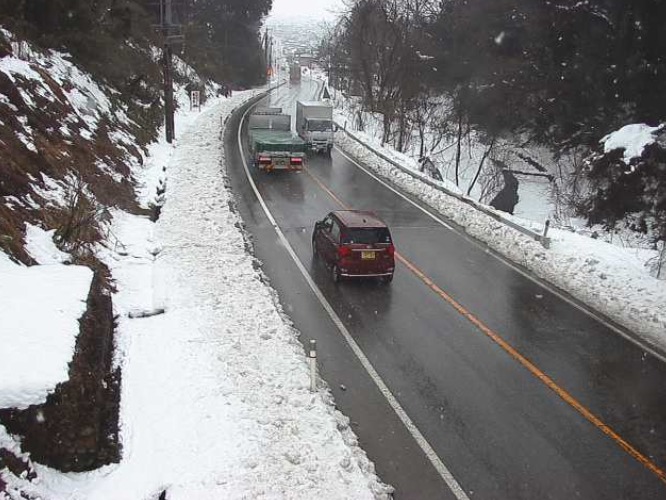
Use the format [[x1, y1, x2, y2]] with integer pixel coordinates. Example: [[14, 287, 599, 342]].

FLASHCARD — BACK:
[[361, 251, 375, 260]]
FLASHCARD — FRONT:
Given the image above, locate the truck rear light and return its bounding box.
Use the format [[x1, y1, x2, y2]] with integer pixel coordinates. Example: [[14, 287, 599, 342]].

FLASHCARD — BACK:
[[338, 245, 351, 258], [290, 157, 303, 165], [387, 244, 395, 257]]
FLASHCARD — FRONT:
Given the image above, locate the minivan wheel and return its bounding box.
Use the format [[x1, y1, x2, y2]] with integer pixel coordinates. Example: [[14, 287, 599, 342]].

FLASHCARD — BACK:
[[331, 264, 341, 283], [381, 273, 394, 284]]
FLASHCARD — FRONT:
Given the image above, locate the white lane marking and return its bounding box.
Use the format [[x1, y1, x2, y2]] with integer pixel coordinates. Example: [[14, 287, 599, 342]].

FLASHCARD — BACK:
[[335, 147, 666, 365], [237, 102, 470, 499]]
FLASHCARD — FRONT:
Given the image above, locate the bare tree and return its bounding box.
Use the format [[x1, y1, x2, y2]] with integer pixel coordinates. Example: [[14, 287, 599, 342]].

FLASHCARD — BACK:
[[549, 145, 590, 226], [478, 159, 506, 204], [330, 0, 431, 148], [54, 175, 107, 255], [467, 135, 497, 196], [453, 109, 465, 186]]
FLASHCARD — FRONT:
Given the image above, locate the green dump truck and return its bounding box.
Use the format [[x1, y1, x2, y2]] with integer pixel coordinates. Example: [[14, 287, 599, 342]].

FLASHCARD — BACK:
[[248, 108, 307, 171]]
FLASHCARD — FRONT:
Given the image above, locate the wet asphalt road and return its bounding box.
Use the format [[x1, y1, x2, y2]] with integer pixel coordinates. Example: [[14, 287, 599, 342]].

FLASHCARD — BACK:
[[224, 84, 666, 499]]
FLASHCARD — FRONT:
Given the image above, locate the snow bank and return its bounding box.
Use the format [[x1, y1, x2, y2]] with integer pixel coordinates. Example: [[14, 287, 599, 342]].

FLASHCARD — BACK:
[[24, 224, 71, 264], [331, 90, 558, 225], [26, 90, 390, 499], [1, 29, 389, 499], [0, 254, 92, 409], [334, 112, 463, 195]]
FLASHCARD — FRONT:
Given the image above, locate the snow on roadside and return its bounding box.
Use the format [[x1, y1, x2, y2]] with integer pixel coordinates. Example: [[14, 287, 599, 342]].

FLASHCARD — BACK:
[[24, 224, 71, 264], [333, 113, 463, 196], [335, 132, 666, 352], [29, 91, 390, 499], [330, 92, 557, 225], [0, 245, 92, 409]]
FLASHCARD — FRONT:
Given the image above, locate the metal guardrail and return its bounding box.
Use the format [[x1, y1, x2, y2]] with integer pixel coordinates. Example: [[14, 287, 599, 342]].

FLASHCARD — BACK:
[[335, 122, 551, 248]]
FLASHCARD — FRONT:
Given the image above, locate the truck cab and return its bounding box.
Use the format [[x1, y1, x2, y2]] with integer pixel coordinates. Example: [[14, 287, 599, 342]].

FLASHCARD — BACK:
[[296, 101, 334, 156]]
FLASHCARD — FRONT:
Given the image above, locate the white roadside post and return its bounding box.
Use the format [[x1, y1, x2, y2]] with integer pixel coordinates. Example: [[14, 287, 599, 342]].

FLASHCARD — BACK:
[[308, 339, 317, 392]]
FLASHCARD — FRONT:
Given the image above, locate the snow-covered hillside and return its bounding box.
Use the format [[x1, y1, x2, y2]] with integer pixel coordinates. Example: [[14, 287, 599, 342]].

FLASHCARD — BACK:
[[1, 30, 390, 499]]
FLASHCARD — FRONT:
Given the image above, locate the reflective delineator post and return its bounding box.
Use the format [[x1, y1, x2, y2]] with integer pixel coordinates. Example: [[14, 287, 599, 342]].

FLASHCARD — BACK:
[[308, 339, 317, 392]]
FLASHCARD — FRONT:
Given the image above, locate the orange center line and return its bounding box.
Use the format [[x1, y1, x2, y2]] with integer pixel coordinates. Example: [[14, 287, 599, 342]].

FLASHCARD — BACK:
[[303, 165, 666, 485]]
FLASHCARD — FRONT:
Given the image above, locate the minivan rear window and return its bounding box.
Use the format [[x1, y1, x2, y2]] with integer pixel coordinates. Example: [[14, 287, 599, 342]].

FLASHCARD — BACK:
[[342, 228, 392, 245]]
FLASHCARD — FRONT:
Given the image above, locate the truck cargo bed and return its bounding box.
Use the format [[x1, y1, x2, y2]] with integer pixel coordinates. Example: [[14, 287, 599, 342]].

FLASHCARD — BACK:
[[249, 130, 308, 153]]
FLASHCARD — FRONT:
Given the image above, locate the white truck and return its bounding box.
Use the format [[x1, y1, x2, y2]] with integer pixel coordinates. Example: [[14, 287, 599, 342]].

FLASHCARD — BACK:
[[296, 101, 334, 155]]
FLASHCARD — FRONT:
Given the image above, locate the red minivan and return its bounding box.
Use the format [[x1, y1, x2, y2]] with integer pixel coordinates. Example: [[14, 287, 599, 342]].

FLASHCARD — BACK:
[[312, 210, 395, 283]]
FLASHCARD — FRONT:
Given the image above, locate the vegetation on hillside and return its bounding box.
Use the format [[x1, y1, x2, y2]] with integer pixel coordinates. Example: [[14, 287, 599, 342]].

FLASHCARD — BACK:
[[180, 0, 273, 86], [0, 0, 272, 89], [0, 0, 273, 477], [323, 0, 666, 243], [0, 0, 272, 264]]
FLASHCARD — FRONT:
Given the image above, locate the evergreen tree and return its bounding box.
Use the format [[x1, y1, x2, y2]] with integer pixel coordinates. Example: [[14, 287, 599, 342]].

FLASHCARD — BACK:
[[325, 0, 666, 239], [181, 0, 272, 86], [578, 128, 666, 243]]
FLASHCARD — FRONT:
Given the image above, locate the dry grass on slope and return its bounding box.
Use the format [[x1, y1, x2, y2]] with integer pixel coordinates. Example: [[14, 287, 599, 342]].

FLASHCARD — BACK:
[[0, 31, 156, 268]]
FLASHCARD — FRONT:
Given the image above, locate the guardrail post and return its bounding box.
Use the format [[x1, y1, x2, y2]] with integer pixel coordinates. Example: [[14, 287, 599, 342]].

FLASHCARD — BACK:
[[308, 339, 317, 392]]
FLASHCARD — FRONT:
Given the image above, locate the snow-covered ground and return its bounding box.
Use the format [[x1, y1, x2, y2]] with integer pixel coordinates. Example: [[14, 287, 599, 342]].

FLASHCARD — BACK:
[[1, 89, 391, 499], [1, 30, 389, 496], [0, 245, 92, 410]]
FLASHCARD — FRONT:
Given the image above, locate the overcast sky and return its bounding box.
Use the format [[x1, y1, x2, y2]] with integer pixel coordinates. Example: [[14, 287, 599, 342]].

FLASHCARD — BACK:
[[269, 0, 345, 20]]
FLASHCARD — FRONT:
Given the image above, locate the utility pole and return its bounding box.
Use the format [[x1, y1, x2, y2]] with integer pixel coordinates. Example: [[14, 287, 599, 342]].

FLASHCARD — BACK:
[[157, 0, 182, 143], [163, 0, 175, 143], [163, 46, 174, 143]]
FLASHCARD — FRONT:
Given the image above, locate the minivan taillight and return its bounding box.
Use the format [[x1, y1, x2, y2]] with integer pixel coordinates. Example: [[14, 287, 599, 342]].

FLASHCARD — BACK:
[[290, 157, 303, 165], [387, 244, 395, 257], [258, 156, 271, 164], [338, 245, 351, 258]]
